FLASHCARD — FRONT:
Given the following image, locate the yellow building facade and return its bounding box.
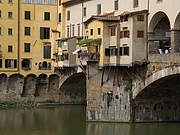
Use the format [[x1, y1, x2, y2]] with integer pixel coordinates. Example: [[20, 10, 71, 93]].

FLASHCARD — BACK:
[[0, 0, 59, 76]]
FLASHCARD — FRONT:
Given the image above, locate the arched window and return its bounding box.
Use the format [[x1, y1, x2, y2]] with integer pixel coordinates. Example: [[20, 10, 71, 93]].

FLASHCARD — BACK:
[[39, 62, 42, 69], [47, 62, 51, 69], [42, 61, 47, 69], [22, 59, 31, 70]]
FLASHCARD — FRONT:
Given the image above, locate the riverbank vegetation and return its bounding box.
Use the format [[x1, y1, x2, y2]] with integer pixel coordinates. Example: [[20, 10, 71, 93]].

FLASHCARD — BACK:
[[0, 101, 36, 110]]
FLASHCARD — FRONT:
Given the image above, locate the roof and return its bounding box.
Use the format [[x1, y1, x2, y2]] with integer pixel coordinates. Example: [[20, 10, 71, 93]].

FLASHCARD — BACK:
[[56, 36, 83, 41], [119, 9, 148, 17], [62, 0, 92, 7], [84, 15, 119, 23]]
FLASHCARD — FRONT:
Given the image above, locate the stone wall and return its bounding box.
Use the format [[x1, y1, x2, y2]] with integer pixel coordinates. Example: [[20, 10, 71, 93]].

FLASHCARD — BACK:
[[0, 73, 86, 104]]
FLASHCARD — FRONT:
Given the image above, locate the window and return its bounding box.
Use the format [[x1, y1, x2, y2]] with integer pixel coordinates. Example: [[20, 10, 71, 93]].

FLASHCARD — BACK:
[[120, 47, 129, 56], [90, 29, 93, 36], [120, 30, 130, 38], [120, 15, 128, 22], [46, 0, 56, 5], [22, 59, 31, 69], [8, 12, 13, 19], [0, 27, 2, 35], [78, 25, 80, 36], [0, 10, 2, 18], [67, 26, 70, 37], [8, 28, 12, 35], [24, 43, 30, 52], [24, 0, 33, 3], [0, 59, 2, 68], [98, 28, 101, 35], [8, 0, 12, 3], [35, 0, 44, 4], [105, 48, 110, 56], [5, 59, 17, 68], [44, 12, 50, 20], [133, 0, 139, 8], [157, 0, 163, 2], [114, 0, 118, 11], [72, 25, 75, 36], [83, 7, 86, 17], [97, 4, 101, 15], [67, 11, 70, 21], [137, 15, 144, 21], [8, 45, 13, 52], [58, 13, 61, 22], [110, 26, 116, 36], [110, 48, 118, 56], [25, 11, 30, 20], [59, 0, 61, 6], [40, 27, 50, 39], [44, 45, 51, 59], [137, 30, 144, 38], [24, 27, 30, 36]]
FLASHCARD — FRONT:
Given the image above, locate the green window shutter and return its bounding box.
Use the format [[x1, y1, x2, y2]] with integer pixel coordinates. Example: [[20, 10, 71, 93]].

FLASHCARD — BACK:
[[14, 60, 17, 68], [5, 60, 8, 68], [0, 59, 2, 68], [58, 41, 62, 47], [24, 43, 30, 52], [8, 45, 12, 52], [44, 46, 51, 59], [40, 27, 44, 39]]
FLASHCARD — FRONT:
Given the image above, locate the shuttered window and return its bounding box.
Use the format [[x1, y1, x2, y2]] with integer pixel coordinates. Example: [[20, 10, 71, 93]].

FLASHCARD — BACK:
[[44, 45, 51, 59], [25, 11, 30, 20], [44, 12, 50, 20], [105, 48, 110, 56], [40, 27, 50, 39], [0, 59, 2, 68]]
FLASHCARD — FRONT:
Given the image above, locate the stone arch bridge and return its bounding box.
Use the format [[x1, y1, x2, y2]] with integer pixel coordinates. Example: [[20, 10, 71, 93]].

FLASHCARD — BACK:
[[86, 54, 180, 122], [0, 67, 86, 104]]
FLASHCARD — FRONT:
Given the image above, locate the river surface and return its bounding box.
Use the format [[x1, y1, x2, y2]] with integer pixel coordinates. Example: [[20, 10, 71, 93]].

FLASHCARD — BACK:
[[0, 105, 180, 135]]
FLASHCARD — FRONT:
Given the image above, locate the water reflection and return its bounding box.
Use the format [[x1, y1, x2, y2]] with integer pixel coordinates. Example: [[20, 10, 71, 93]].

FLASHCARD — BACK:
[[0, 106, 180, 135]]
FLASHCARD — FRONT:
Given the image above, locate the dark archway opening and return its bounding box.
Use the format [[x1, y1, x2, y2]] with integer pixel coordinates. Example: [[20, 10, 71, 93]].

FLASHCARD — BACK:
[[134, 74, 180, 122], [59, 73, 86, 104]]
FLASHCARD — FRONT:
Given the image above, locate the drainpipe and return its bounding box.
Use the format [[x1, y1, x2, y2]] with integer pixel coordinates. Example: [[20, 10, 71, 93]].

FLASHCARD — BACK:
[[18, 0, 20, 74]]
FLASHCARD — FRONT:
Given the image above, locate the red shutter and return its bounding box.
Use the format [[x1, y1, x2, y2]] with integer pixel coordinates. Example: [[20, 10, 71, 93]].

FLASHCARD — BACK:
[[120, 31, 123, 38], [126, 30, 130, 38]]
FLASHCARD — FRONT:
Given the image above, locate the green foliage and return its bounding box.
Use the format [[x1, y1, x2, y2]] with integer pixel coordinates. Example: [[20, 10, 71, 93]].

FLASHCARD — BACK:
[[125, 79, 133, 92], [0, 101, 36, 110], [77, 38, 101, 46]]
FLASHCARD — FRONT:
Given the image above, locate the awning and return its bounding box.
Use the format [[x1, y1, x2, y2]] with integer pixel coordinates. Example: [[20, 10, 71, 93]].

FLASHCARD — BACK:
[[72, 49, 81, 54]]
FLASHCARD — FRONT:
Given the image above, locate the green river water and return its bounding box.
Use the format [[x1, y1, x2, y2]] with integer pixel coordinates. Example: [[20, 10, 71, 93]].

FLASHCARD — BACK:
[[0, 105, 180, 135]]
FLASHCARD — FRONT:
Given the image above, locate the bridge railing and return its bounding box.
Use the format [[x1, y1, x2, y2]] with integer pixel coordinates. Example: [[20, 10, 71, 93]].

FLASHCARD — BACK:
[[149, 53, 180, 63]]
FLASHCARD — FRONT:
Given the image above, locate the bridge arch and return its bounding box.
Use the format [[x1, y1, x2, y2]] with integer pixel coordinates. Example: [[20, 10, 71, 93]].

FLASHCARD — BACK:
[[133, 66, 180, 122], [59, 72, 86, 104]]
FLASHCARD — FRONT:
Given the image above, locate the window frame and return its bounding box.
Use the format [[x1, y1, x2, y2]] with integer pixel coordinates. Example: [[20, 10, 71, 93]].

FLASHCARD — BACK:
[[24, 43, 30, 52], [24, 27, 31, 36], [25, 11, 30, 20]]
